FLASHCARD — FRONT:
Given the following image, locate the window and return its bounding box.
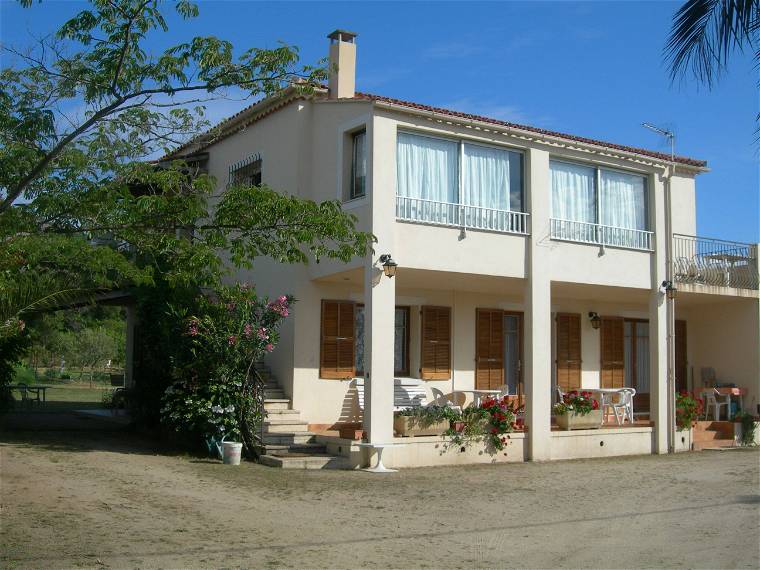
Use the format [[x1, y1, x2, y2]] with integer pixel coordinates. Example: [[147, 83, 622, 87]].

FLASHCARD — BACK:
[[354, 305, 410, 377], [555, 313, 581, 392], [396, 132, 523, 212], [420, 306, 451, 380], [229, 154, 262, 186], [550, 160, 648, 231], [350, 130, 367, 199]]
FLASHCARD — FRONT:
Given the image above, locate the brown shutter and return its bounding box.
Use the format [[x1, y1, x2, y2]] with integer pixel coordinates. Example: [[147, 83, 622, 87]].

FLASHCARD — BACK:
[[600, 316, 625, 388], [421, 306, 451, 380], [320, 300, 355, 379], [476, 309, 504, 390], [675, 320, 687, 393], [556, 313, 581, 391]]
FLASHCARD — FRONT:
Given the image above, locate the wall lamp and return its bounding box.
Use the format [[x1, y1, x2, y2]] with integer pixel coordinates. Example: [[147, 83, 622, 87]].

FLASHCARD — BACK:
[[379, 254, 397, 278], [588, 312, 601, 330], [661, 280, 678, 300]]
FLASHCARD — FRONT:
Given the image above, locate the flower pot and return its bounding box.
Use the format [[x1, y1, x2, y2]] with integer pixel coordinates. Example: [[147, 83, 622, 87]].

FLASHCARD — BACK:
[[556, 410, 603, 431], [394, 416, 449, 437]]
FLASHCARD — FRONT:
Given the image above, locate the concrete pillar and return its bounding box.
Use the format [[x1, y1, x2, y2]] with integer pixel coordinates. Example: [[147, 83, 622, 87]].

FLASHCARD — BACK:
[[649, 172, 669, 454], [363, 114, 395, 443], [524, 147, 552, 460]]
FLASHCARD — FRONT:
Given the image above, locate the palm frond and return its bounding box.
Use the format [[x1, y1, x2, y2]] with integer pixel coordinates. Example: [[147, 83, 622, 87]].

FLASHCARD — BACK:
[[0, 275, 95, 326], [665, 0, 759, 86]]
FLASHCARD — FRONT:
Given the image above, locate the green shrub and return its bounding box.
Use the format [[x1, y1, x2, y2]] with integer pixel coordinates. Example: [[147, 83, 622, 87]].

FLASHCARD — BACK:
[[43, 368, 58, 380]]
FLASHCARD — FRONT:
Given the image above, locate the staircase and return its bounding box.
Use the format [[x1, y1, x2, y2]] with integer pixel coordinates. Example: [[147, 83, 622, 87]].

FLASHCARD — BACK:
[[256, 363, 350, 469], [692, 421, 736, 451]]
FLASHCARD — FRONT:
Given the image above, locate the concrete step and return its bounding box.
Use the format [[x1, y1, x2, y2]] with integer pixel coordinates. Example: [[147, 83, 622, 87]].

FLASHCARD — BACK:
[[263, 419, 309, 433], [264, 442, 327, 455], [693, 429, 729, 442], [259, 453, 353, 470], [262, 432, 316, 445], [265, 389, 286, 399], [264, 399, 292, 411], [265, 409, 301, 417], [694, 439, 736, 451]]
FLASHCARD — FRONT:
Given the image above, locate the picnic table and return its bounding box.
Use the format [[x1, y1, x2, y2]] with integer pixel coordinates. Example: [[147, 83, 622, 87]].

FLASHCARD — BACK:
[[11, 384, 54, 405]]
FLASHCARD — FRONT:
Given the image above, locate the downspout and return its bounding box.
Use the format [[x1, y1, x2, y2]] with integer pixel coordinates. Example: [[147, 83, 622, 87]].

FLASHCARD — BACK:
[[665, 140, 676, 454]]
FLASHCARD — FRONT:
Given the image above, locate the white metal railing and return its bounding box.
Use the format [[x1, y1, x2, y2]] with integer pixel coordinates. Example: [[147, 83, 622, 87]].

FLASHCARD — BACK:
[[673, 234, 758, 290], [395, 196, 529, 235], [549, 218, 654, 251]]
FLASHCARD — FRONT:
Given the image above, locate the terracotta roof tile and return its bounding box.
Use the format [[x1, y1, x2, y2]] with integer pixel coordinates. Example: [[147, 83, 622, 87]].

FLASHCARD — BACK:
[[354, 91, 707, 168]]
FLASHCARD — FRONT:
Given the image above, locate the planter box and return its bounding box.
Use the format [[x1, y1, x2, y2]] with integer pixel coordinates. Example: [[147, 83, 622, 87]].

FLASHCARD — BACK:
[[394, 416, 449, 437], [556, 410, 603, 431], [734, 420, 760, 446]]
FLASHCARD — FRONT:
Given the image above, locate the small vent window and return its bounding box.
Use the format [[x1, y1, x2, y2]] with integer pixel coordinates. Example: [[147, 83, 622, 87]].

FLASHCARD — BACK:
[[229, 153, 262, 186]]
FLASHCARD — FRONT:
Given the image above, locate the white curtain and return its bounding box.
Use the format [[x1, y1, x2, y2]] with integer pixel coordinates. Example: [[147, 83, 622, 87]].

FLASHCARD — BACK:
[[550, 161, 597, 222], [396, 132, 458, 203], [600, 170, 647, 230], [462, 143, 510, 210]]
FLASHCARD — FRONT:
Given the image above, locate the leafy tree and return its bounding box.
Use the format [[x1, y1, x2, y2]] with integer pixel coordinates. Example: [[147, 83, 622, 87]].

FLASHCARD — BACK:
[[73, 327, 116, 386]]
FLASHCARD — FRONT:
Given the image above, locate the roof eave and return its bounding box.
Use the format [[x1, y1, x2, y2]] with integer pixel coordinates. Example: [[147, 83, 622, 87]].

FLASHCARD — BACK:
[[370, 99, 709, 174]]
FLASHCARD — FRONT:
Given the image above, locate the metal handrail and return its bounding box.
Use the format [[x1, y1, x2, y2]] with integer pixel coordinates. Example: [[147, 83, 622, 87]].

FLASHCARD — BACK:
[[395, 196, 530, 235], [672, 234, 758, 290], [549, 218, 654, 251]]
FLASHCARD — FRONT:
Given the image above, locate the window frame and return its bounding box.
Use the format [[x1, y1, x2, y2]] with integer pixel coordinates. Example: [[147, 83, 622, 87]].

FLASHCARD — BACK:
[[228, 153, 262, 187], [354, 303, 411, 377], [396, 129, 525, 213], [550, 157, 650, 231], [350, 129, 367, 200]]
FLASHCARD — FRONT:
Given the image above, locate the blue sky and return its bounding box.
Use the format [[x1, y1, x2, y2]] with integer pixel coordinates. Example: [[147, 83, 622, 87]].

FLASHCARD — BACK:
[[2, 0, 758, 242]]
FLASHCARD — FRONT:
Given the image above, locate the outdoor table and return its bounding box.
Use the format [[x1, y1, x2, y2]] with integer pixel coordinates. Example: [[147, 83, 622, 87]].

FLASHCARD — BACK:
[[705, 253, 749, 287], [699, 387, 746, 415], [452, 389, 502, 408], [12, 384, 53, 404], [358, 442, 407, 473]]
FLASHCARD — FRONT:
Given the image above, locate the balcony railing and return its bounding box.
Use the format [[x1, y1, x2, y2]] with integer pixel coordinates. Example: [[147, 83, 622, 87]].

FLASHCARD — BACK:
[[395, 196, 529, 235], [672, 234, 758, 290], [549, 218, 654, 251]]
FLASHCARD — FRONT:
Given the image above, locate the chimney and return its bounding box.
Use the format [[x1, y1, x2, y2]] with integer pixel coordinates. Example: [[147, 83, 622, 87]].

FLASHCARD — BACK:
[[327, 29, 357, 99]]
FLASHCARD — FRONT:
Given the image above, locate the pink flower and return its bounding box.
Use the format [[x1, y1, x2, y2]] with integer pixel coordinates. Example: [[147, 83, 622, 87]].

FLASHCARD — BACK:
[[226, 303, 236, 312], [228, 335, 238, 346], [243, 323, 253, 338], [257, 327, 268, 340], [17, 319, 25, 332], [265, 343, 274, 352], [187, 319, 199, 337]]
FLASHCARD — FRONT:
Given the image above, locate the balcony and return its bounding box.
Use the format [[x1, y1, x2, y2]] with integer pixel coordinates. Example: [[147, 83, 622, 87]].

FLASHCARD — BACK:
[[549, 218, 654, 251], [673, 234, 758, 290], [395, 196, 530, 235]]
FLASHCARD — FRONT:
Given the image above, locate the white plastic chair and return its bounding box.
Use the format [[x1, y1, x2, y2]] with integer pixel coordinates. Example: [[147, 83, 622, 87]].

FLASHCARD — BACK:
[[496, 385, 510, 398], [704, 389, 728, 421], [429, 387, 462, 412], [555, 385, 566, 404], [605, 388, 636, 425]]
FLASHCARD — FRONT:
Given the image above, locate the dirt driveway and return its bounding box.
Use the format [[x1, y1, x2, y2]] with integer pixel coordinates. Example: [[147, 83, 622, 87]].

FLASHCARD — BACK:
[[1, 426, 758, 569]]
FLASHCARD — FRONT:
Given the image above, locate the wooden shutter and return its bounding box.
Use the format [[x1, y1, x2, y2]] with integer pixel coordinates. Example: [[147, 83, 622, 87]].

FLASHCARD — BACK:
[[675, 320, 688, 393], [320, 300, 355, 379], [476, 309, 504, 390], [420, 306, 451, 380], [556, 313, 581, 391], [600, 317, 625, 389]]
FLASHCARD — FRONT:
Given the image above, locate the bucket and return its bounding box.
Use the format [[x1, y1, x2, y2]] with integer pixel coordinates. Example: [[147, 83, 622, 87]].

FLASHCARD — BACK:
[[222, 442, 243, 465]]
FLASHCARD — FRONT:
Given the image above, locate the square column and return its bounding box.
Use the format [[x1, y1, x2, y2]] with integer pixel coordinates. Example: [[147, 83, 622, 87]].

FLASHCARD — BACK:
[[649, 171, 670, 454], [524, 147, 552, 460], [362, 262, 396, 443]]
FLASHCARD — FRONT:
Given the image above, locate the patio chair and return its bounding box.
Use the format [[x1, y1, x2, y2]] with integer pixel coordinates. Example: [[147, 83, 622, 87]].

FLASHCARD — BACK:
[[604, 388, 636, 425], [496, 385, 510, 398], [16, 383, 41, 407], [555, 385, 566, 404], [429, 387, 462, 412], [704, 388, 729, 421]]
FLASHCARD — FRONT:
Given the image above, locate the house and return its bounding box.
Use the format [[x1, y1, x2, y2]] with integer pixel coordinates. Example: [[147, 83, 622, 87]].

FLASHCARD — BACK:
[[160, 30, 760, 468]]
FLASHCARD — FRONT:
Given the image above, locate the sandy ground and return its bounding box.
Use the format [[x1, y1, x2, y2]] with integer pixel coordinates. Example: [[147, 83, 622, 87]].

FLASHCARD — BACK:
[[1, 420, 759, 569]]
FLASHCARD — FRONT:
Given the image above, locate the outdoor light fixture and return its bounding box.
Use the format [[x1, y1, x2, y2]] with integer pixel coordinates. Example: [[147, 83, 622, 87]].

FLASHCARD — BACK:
[[379, 254, 397, 278], [588, 312, 601, 330], [661, 280, 678, 300]]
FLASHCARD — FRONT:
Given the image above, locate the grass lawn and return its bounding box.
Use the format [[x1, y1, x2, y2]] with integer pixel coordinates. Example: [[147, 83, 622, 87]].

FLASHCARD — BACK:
[[8, 381, 116, 413]]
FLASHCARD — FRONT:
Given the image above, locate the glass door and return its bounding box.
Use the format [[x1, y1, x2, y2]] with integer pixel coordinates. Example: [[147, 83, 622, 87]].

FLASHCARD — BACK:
[[503, 313, 522, 399], [624, 320, 650, 412]]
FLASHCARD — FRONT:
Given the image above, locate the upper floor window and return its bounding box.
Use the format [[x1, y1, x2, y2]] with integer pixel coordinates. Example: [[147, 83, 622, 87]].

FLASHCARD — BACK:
[[350, 130, 367, 199], [396, 132, 523, 212], [229, 153, 262, 186], [395, 132, 526, 234], [550, 160, 651, 250], [550, 160, 647, 230]]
